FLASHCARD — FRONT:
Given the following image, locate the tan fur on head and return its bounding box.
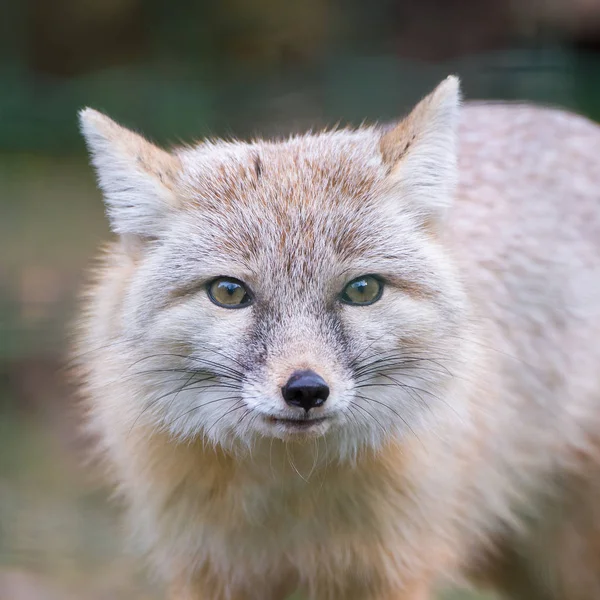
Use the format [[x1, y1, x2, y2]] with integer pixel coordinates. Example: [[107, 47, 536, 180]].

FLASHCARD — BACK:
[[77, 78, 469, 455], [75, 76, 600, 599]]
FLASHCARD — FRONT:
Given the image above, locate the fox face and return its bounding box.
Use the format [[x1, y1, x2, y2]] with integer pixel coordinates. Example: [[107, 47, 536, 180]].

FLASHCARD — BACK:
[[80, 77, 469, 458]]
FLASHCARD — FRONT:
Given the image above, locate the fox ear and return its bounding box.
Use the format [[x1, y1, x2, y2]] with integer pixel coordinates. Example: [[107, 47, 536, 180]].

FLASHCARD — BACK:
[[79, 108, 181, 242], [380, 75, 461, 225]]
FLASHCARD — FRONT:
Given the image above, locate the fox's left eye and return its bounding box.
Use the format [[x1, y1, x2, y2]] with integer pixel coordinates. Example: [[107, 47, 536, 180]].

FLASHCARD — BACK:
[[340, 275, 383, 306]]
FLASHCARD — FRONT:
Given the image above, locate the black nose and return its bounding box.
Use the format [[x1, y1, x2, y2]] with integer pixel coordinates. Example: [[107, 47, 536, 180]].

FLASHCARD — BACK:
[[281, 370, 330, 412]]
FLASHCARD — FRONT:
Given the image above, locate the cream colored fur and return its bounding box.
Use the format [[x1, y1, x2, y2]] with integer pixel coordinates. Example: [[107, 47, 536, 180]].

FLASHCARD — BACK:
[[74, 77, 600, 599]]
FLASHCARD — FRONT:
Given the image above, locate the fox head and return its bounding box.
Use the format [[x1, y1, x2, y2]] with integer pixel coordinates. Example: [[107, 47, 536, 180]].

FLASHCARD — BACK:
[[79, 77, 471, 459]]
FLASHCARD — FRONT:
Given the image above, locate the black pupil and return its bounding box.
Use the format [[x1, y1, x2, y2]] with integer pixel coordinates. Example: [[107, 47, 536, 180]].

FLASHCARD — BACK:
[[220, 282, 240, 297], [353, 280, 368, 295]]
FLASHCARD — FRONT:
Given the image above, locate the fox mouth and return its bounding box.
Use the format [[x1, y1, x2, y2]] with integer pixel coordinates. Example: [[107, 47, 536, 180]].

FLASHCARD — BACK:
[[263, 415, 329, 429]]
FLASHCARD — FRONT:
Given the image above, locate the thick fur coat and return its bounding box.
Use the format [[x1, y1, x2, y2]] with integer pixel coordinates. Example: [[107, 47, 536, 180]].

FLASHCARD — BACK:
[[75, 78, 600, 599]]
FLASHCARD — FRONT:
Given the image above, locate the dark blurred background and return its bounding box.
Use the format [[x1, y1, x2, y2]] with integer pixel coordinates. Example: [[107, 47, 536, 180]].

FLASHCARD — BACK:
[[1, 1, 600, 598]]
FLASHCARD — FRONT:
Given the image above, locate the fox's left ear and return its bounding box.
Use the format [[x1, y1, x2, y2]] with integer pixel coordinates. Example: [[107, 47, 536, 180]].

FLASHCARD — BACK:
[[79, 109, 182, 247], [380, 75, 461, 226]]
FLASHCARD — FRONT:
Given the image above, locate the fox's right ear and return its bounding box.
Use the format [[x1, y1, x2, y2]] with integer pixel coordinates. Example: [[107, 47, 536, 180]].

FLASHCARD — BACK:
[[79, 109, 181, 245]]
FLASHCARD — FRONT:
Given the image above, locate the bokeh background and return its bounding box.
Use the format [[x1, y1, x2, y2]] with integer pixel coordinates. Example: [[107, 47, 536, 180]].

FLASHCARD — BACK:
[[1, 1, 600, 598]]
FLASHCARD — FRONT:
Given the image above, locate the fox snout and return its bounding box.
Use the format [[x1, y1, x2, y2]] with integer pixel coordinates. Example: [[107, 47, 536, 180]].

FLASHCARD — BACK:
[[281, 369, 330, 412]]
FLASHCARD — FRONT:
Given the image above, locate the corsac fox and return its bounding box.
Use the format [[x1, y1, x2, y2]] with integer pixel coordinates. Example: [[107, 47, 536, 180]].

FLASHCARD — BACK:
[[75, 76, 600, 599]]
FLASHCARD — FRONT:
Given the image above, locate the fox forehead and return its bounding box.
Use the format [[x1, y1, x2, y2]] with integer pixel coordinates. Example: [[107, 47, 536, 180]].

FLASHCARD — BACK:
[[80, 76, 459, 288], [158, 130, 424, 276], [175, 129, 386, 211]]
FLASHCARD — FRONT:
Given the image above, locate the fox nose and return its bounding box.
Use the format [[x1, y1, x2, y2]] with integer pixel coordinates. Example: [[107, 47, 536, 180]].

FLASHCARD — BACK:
[[281, 370, 330, 412]]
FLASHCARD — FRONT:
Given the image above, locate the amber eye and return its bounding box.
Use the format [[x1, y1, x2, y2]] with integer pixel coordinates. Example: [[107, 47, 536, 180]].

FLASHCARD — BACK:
[[340, 275, 383, 306], [207, 278, 252, 308]]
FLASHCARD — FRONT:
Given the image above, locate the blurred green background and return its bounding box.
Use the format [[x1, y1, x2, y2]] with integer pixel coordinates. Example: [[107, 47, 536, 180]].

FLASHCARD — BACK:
[[1, 1, 600, 598]]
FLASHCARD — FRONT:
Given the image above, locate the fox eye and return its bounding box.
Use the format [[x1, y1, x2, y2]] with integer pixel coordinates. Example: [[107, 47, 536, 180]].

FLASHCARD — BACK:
[[207, 278, 252, 309], [340, 275, 383, 306]]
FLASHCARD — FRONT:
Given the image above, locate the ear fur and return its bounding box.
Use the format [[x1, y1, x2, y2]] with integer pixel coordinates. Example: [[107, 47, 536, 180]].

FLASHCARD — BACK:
[[79, 108, 182, 240], [380, 75, 461, 224]]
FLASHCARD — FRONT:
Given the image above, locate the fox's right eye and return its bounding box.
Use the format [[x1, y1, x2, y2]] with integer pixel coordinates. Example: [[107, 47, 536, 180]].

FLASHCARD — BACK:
[[207, 278, 253, 309]]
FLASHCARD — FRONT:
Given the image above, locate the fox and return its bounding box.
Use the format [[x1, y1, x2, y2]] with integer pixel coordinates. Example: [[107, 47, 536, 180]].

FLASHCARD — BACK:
[[74, 76, 600, 600]]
